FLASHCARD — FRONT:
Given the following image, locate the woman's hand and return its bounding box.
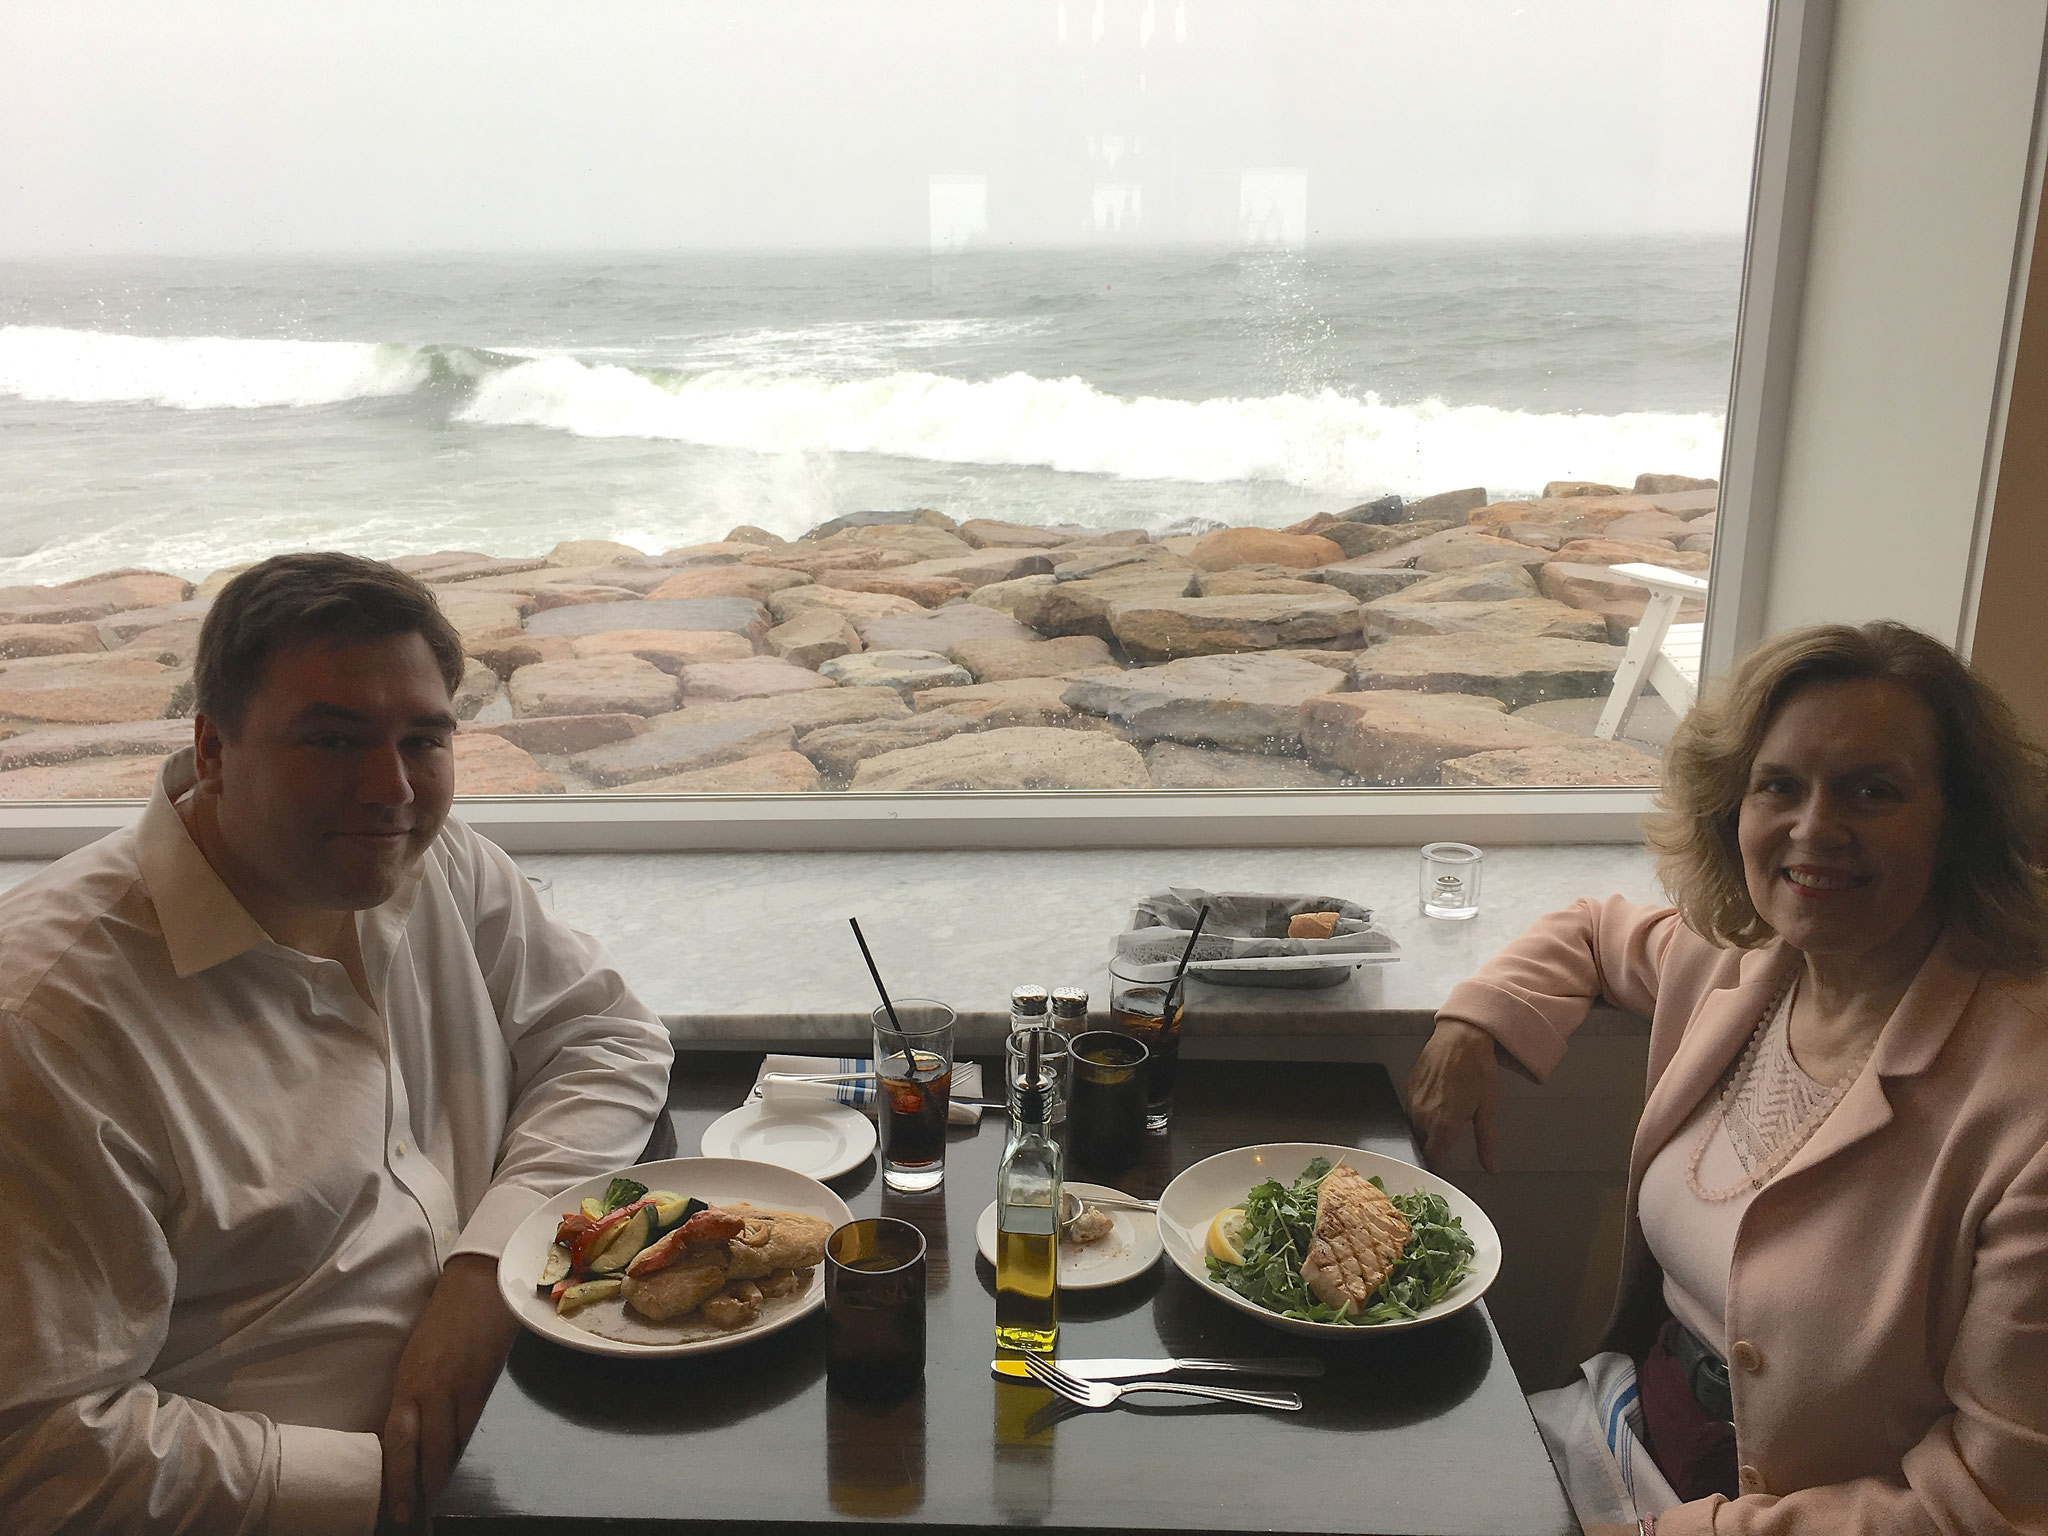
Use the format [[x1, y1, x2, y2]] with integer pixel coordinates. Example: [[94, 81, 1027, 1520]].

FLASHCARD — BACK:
[[1405, 1019, 1503, 1173]]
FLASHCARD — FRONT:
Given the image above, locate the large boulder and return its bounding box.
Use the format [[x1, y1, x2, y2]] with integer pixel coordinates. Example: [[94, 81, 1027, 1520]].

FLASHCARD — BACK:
[[1596, 511, 1695, 545], [1634, 473, 1717, 495], [1275, 520, 1408, 560], [1404, 487, 1490, 521], [1062, 653, 1347, 753], [819, 650, 973, 694], [1349, 633, 1625, 711], [569, 718, 799, 787], [1410, 535, 1551, 575], [0, 755, 169, 798], [95, 601, 211, 647], [1107, 593, 1362, 663], [1515, 694, 1678, 755], [950, 633, 1116, 682], [0, 622, 104, 659], [1313, 562, 1432, 602], [1143, 741, 1352, 789], [1439, 741, 1663, 787], [628, 751, 823, 794], [436, 595, 528, 649], [1187, 528, 1345, 571], [907, 676, 1079, 727], [1360, 597, 1609, 644], [815, 571, 971, 608], [765, 585, 923, 625], [1467, 490, 1717, 533], [470, 635, 576, 675], [645, 566, 810, 603], [524, 598, 771, 643], [469, 713, 646, 756], [545, 539, 654, 567], [677, 656, 836, 703], [765, 609, 861, 669], [849, 726, 1149, 791], [1537, 562, 1706, 636], [0, 573, 189, 627], [523, 583, 644, 612], [392, 551, 552, 584], [0, 719, 191, 771], [1302, 691, 1576, 784], [853, 602, 1038, 656], [717, 525, 786, 547], [1194, 567, 1330, 597], [1482, 521, 1568, 552], [569, 629, 757, 670], [114, 621, 204, 667], [1552, 539, 1707, 571], [1543, 480, 1627, 499], [647, 690, 910, 735], [507, 656, 678, 718], [1002, 568, 1199, 640], [797, 712, 976, 780], [967, 574, 1058, 621], [452, 733, 563, 794], [800, 509, 960, 540], [885, 550, 1059, 588], [1395, 562, 1540, 604], [0, 653, 194, 723], [956, 519, 1089, 550], [1049, 545, 1190, 580]]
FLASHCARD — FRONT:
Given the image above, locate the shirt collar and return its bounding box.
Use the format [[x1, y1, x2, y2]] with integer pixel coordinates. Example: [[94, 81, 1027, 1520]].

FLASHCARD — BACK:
[[136, 747, 276, 978]]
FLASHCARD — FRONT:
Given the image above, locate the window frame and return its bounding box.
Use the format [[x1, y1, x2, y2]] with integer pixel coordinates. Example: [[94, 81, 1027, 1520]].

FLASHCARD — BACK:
[[0, 0, 1843, 856]]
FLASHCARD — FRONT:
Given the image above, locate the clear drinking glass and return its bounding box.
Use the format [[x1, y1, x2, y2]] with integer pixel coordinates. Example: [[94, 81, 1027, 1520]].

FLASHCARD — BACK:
[[1066, 1030, 1149, 1176], [871, 1000, 955, 1192], [1105, 956, 1184, 1131], [1419, 842, 1484, 919], [825, 1217, 927, 1401]]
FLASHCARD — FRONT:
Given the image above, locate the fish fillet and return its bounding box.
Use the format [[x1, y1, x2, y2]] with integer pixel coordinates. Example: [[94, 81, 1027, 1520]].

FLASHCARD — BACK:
[[1302, 1163, 1410, 1315]]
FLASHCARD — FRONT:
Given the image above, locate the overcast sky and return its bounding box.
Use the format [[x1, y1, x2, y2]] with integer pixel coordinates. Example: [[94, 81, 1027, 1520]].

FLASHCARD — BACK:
[[0, 0, 1771, 255]]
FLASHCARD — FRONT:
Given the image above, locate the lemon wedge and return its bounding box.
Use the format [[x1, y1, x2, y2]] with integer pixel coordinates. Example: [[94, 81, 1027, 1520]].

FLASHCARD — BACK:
[[1206, 1206, 1249, 1266]]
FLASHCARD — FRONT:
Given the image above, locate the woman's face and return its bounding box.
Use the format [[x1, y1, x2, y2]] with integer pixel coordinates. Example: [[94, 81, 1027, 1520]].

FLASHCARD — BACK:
[[1737, 677, 1948, 967]]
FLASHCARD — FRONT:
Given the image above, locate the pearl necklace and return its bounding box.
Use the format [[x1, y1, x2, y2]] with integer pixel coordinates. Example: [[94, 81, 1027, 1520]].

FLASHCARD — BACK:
[[1684, 976, 1879, 1203]]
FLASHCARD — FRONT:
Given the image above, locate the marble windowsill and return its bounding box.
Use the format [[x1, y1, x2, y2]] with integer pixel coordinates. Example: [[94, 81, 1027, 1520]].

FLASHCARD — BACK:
[[0, 842, 1665, 1052]]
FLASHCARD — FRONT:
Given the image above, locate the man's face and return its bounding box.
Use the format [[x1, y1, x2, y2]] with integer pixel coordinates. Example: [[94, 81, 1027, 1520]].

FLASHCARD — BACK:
[[194, 633, 458, 915]]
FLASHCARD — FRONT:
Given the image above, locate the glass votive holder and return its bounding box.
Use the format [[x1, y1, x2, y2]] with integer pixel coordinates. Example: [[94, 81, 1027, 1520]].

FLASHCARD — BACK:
[[1419, 842, 1483, 920]]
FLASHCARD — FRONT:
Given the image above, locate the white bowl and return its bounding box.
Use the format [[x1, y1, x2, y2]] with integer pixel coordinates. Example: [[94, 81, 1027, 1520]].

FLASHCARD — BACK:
[[497, 1156, 853, 1359], [1156, 1142, 1500, 1335]]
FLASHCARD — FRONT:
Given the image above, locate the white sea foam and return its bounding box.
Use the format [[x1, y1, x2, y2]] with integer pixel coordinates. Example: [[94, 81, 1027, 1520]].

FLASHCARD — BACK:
[[458, 355, 1725, 497], [0, 325, 431, 409]]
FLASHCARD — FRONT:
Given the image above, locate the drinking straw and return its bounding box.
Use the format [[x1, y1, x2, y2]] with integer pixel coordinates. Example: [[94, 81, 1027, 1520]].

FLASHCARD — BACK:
[[1166, 904, 1210, 1011], [848, 917, 902, 1032]]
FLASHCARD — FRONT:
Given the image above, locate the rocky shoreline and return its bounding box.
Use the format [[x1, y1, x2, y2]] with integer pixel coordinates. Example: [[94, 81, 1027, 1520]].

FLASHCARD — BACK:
[[0, 475, 1713, 798]]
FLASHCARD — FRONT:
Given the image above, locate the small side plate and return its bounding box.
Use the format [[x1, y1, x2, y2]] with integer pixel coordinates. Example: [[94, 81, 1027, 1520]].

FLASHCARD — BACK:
[[701, 1099, 876, 1183], [975, 1183, 1163, 1290]]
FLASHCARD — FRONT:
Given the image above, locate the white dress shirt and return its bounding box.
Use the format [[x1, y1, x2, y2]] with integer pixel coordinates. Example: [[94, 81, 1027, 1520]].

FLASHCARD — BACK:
[[0, 750, 674, 1535]]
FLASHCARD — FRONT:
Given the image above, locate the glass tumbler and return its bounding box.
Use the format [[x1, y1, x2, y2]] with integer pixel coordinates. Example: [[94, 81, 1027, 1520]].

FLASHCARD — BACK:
[[872, 1000, 955, 1192], [1419, 841, 1484, 919], [1105, 956, 1185, 1131]]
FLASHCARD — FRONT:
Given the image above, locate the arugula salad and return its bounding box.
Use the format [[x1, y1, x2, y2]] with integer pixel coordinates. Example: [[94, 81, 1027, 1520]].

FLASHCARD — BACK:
[[1204, 1157, 1476, 1325]]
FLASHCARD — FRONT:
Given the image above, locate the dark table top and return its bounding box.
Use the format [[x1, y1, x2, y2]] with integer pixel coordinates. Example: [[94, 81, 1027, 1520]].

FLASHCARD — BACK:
[[436, 1053, 1573, 1536]]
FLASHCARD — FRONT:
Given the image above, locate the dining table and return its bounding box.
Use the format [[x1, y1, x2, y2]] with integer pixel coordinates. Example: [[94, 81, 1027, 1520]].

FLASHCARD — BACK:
[[435, 1050, 1577, 1536]]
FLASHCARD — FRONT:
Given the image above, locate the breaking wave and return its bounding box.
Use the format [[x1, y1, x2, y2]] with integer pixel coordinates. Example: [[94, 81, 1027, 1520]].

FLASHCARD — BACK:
[[0, 324, 1723, 494]]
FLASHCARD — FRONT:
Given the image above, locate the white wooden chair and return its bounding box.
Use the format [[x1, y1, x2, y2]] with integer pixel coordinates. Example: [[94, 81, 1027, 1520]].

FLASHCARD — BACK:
[[1594, 562, 1708, 740]]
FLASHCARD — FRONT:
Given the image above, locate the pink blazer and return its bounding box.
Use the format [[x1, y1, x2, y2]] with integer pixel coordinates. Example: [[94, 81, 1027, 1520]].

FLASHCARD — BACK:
[[1438, 895, 2048, 1536]]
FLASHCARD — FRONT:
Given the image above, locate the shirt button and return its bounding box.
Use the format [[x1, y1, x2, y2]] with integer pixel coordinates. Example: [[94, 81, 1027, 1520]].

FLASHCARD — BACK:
[[394, 1142, 408, 1158], [1739, 1465, 1764, 1493], [1730, 1340, 1762, 1373]]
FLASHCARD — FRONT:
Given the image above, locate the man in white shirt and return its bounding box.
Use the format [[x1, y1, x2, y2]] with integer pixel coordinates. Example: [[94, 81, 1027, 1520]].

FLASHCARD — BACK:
[[0, 552, 675, 1534]]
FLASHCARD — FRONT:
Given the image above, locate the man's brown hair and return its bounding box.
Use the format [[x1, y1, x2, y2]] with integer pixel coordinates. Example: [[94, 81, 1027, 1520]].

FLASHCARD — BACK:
[[194, 552, 465, 736], [1645, 619, 2048, 975]]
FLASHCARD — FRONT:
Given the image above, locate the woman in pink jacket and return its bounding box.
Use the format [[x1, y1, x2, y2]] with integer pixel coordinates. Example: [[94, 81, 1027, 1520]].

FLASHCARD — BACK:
[[1408, 621, 2048, 1536]]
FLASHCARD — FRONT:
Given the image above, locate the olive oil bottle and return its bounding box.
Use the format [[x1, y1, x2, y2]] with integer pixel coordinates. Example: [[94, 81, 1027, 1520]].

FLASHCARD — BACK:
[[995, 1029, 1061, 1352]]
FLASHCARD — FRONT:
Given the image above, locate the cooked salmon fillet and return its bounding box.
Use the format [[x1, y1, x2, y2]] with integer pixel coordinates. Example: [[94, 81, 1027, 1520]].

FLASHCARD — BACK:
[[1301, 1162, 1410, 1315]]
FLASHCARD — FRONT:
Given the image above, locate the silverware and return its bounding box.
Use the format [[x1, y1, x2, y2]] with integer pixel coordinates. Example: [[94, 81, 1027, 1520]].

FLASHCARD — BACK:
[[1042, 1356, 1322, 1382], [1019, 1351, 1302, 1412], [1058, 1190, 1158, 1224]]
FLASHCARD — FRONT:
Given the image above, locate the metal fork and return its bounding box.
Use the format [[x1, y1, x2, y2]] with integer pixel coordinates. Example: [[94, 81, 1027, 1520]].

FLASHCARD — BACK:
[[1021, 1351, 1302, 1412]]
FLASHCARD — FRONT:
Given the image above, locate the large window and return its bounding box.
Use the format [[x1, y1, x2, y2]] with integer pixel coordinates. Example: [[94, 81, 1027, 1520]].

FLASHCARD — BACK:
[[0, 2, 1772, 813]]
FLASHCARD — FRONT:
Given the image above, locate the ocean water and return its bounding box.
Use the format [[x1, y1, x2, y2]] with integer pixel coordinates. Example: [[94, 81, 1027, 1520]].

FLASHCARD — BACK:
[[0, 242, 1740, 585]]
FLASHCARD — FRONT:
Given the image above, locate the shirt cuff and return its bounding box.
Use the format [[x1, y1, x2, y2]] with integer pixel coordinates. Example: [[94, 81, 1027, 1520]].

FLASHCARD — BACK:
[[272, 1422, 382, 1536], [451, 1181, 552, 1262]]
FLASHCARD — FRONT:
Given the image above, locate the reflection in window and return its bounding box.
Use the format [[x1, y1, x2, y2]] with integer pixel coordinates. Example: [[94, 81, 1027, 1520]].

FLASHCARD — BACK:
[[0, 1, 1766, 800]]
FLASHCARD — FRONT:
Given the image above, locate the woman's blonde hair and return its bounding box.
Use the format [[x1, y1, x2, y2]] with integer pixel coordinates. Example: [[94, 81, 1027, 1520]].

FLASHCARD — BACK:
[[1645, 620, 2048, 974]]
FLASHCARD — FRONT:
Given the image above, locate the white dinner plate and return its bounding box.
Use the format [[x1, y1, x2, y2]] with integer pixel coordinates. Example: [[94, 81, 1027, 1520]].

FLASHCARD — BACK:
[[1157, 1142, 1500, 1335], [497, 1156, 852, 1359], [974, 1183, 1163, 1289], [700, 1099, 876, 1182]]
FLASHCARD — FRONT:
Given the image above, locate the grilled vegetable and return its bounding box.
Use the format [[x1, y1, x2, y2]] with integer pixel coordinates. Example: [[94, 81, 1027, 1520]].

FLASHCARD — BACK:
[[601, 1178, 649, 1213], [585, 1204, 658, 1274], [650, 1195, 705, 1234], [552, 1276, 623, 1315], [537, 1243, 572, 1290]]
